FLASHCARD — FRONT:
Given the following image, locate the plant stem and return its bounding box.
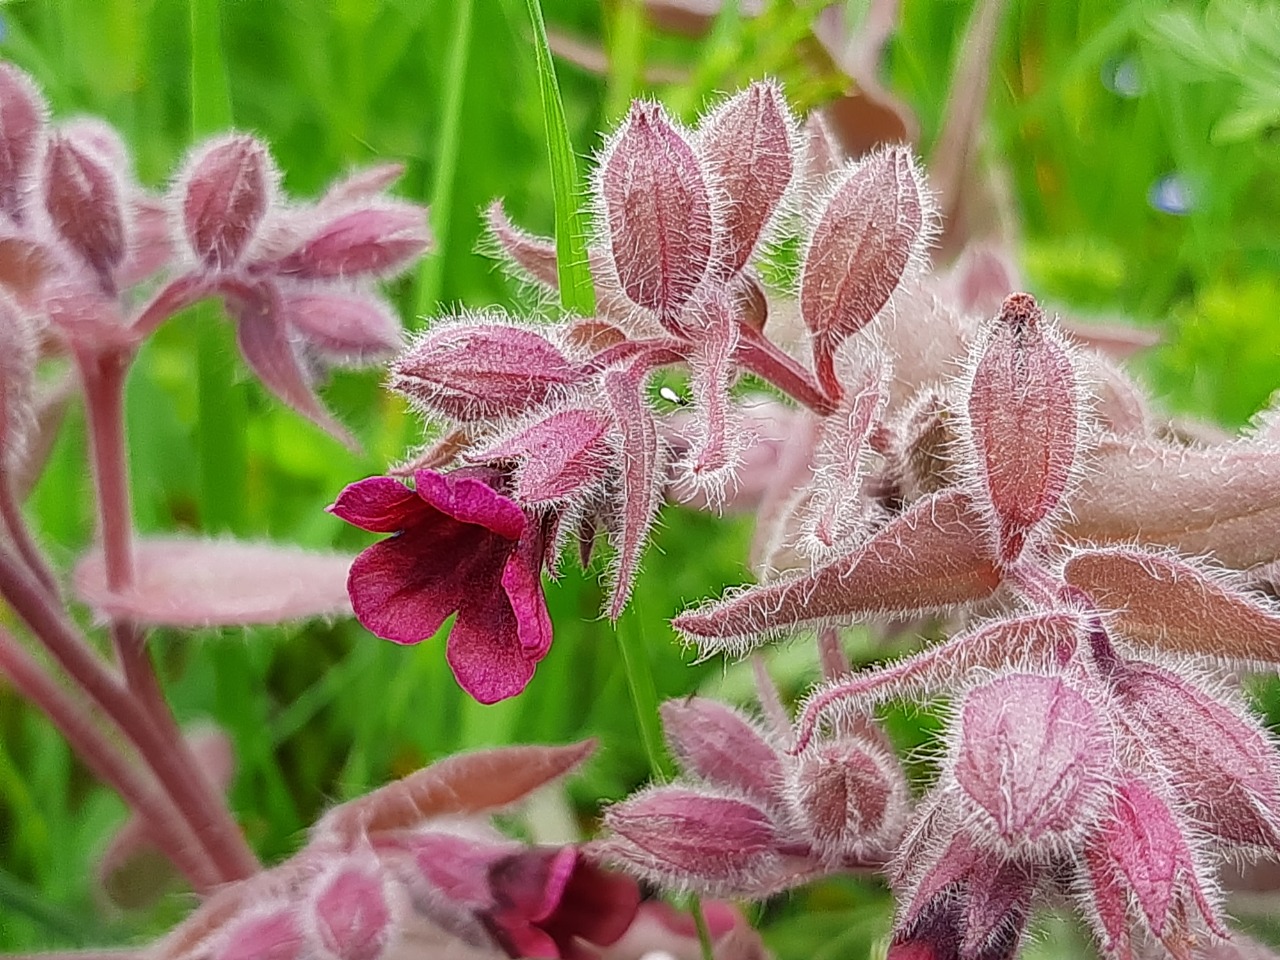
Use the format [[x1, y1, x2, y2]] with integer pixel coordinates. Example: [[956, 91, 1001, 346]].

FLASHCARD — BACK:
[[0, 625, 218, 891], [0, 476, 59, 597], [736, 322, 837, 416], [0, 543, 258, 883], [613, 606, 672, 781], [690, 895, 717, 960]]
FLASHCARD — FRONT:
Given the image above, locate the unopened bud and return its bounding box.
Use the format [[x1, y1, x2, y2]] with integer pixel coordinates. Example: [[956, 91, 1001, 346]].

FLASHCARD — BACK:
[[308, 857, 397, 960], [601, 101, 712, 322], [474, 407, 612, 503], [791, 737, 904, 860], [180, 134, 274, 270], [0, 64, 47, 222], [953, 673, 1108, 849], [966, 293, 1081, 563], [43, 133, 126, 285], [275, 202, 429, 280], [391, 318, 584, 423], [698, 81, 794, 279], [215, 906, 306, 960], [661, 698, 785, 809], [800, 146, 928, 395]]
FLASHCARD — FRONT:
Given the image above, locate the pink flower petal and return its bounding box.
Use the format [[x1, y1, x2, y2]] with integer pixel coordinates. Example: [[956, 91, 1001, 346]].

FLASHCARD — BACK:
[[500, 525, 552, 661], [73, 537, 353, 627], [446, 576, 541, 704], [413, 469, 526, 540], [328, 475, 433, 532]]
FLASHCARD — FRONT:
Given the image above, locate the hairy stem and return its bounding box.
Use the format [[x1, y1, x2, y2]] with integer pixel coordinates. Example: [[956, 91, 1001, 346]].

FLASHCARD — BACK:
[[0, 625, 218, 891], [0, 474, 59, 596], [735, 322, 837, 415]]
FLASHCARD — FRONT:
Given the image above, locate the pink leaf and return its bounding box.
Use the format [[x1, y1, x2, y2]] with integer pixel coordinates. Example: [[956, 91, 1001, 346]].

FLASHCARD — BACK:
[[73, 537, 354, 627], [275, 202, 430, 280], [43, 133, 127, 285], [0, 63, 47, 223], [1064, 438, 1280, 570], [308, 856, 398, 960], [660, 698, 786, 809], [319, 162, 406, 210], [215, 907, 307, 960], [602, 360, 666, 619], [179, 134, 275, 270], [800, 146, 930, 396], [697, 81, 795, 279], [600, 101, 713, 323], [964, 293, 1081, 563], [674, 490, 1002, 656], [317, 740, 596, 843], [1063, 547, 1280, 664]]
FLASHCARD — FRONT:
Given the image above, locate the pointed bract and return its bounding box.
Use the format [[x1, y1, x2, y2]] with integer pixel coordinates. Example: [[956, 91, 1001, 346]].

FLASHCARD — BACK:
[[215, 907, 307, 960], [0, 63, 47, 223], [43, 133, 126, 286], [309, 858, 398, 960], [661, 698, 785, 809], [476, 408, 612, 504], [276, 202, 430, 280], [281, 290, 402, 361]]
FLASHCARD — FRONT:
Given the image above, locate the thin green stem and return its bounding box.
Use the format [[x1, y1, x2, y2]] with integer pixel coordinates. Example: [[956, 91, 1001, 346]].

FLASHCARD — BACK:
[[415, 0, 475, 317], [690, 895, 717, 960], [614, 606, 672, 781]]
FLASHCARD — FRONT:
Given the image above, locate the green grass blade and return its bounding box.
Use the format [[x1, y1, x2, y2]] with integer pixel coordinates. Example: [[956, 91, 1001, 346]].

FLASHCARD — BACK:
[[414, 0, 475, 319], [523, 0, 596, 316]]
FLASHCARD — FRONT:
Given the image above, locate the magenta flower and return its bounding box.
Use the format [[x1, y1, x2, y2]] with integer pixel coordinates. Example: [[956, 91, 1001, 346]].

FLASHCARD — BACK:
[[328, 466, 552, 703]]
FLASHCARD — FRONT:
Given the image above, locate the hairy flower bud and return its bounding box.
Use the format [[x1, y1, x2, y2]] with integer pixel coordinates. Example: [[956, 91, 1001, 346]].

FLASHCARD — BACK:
[[800, 146, 929, 395], [391, 318, 584, 423], [953, 673, 1109, 850], [0, 63, 47, 222], [180, 134, 274, 270], [965, 293, 1081, 563], [276, 202, 430, 280], [215, 906, 307, 960], [308, 858, 398, 960], [790, 736, 905, 860], [600, 101, 712, 323], [661, 698, 785, 809], [475, 407, 612, 504], [603, 788, 778, 891], [43, 133, 126, 285], [698, 81, 794, 279]]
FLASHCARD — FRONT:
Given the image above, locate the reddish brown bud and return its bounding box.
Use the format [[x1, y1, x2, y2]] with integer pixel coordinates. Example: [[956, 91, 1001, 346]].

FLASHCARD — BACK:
[[391, 318, 585, 423], [601, 101, 712, 322], [43, 133, 126, 285], [965, 293, 1081, 563], [0, 64, 47, 222], [800, 146, 929, 395], [791, 737, 905, 860], [180, 134, 274, 270], [698, 81, 794, 279]]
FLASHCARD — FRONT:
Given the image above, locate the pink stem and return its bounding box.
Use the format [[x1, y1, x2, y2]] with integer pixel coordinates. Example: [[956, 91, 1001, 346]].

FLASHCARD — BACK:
[[70, 347, 260, 883], [0, 625, 218, 891], [0, 545, 258, 882], [0, 475, 58, 597], [735, 323, 838, 416], [130, 273, 211, 338]]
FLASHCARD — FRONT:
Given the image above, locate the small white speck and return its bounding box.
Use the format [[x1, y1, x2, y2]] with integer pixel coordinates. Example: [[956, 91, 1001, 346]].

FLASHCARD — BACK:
[[659, 386, 684, 405]]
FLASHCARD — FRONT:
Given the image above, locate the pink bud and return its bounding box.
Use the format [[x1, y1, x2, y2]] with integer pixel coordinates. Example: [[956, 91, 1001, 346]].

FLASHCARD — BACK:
[[391, 318, 584, 423], [280, 290, 402, 360], [43, 133, 126, 285], [1084, 778, 1225, 954], [180, 134, 274, 270], [308, 858, 398, 960], [475, 407, 612, 504], [275, 202, 430, 279], [603, 787, 778, 891], [661, 698, 785, 809], [1116, 660, 1280, 852], [600, 101, 713, 323], [0, 64, 47, 222], [215, 906, 306, 960], [953, 673, 1109, 849], [965, 293, 1080, 563], [790, 737, 905, 860], [800, 146, 929, 396], [698, 81, 795, 279]]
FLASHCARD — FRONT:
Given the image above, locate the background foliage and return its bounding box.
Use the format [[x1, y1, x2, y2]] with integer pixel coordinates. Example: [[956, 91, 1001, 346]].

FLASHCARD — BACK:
[[0, 0, 1278, 953]]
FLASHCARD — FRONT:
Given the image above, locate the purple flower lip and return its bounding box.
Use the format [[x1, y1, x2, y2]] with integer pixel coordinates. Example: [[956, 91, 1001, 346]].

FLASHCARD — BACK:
[[329, 467, 552, 704]]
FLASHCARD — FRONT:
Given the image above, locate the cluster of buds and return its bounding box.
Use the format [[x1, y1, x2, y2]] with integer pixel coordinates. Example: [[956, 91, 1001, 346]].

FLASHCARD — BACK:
[[0, 58, 429, 469], [323, 72, 1280, 957], [598, 634, 908, 898]]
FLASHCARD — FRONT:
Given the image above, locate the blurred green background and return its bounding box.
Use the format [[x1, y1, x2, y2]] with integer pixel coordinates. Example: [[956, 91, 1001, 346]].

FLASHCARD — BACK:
[[0, 0, 1278, 953]]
